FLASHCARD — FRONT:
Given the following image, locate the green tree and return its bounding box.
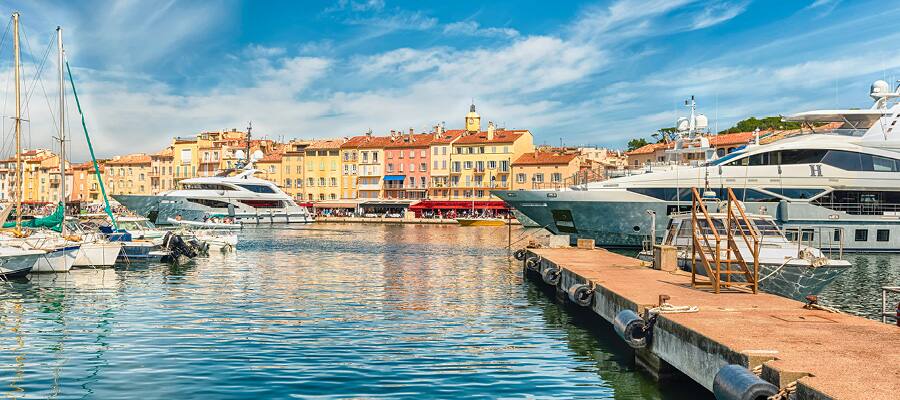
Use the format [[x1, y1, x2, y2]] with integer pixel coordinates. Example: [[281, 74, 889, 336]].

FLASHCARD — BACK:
[[626, 138, 649, 151], [718, 116, 803, 134]]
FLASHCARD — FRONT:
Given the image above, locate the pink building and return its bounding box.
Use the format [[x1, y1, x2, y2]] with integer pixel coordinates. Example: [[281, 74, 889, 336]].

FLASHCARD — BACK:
[[383, 131, 434, 200]]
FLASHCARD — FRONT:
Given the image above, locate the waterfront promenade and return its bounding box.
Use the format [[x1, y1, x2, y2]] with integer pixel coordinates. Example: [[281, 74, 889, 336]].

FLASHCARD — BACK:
[[315, 216, 522, 225], [523, 247, 900, 399]]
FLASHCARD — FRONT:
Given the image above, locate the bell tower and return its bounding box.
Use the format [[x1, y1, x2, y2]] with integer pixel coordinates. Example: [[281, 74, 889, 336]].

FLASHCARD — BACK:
[[465, 103, 481, 133]]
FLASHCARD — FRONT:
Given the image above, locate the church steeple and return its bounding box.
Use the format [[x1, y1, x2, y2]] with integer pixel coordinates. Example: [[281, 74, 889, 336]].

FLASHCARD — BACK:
[[465, 102, 481, 133]]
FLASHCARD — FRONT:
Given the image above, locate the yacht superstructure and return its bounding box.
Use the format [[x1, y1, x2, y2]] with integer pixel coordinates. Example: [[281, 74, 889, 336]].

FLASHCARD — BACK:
[[114, 168, 314, 225], [496, 82, 900, 252]]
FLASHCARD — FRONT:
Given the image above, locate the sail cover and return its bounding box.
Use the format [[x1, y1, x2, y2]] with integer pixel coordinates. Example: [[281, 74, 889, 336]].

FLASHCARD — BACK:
[[3, 202, 65, 232]]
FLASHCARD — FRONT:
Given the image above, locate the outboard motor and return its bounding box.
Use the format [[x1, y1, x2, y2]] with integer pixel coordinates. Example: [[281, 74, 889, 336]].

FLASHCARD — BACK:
[[163, 232, 198, 264]]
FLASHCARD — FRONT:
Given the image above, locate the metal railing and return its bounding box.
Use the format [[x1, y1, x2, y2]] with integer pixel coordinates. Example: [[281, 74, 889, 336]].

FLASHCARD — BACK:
[[783, 226, 844, 259], [811, 201, 900, 216]]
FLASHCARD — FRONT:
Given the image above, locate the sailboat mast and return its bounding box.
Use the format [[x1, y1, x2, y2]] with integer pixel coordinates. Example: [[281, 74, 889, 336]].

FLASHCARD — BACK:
[[13, 12, 21, 229], [57, 26, 66, 235]]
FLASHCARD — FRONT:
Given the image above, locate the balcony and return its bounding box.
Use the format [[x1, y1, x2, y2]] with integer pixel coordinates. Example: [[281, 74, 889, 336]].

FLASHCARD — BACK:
[[473, 168, 486, 174], [358, 183, 382, 191]]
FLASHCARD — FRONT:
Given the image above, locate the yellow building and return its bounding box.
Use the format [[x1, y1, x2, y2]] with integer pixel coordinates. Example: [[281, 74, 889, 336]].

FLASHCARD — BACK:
[[448, 105, 533, 199], [105, 154, 153, 196], [150, 147, 174, 193], [256, 151, 284, 188], [428, 128, 461, 199], [339, 136, 363, 199], [282, 140, 310, 201], [172, 136, 199, 184], [511, 150, 581, 190], [303, 140, 342, 201]]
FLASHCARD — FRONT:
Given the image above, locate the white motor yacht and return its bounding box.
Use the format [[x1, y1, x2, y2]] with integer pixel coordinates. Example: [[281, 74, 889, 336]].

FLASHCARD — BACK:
[[114, 166, 314, 225], [496, 82, 900, 252]]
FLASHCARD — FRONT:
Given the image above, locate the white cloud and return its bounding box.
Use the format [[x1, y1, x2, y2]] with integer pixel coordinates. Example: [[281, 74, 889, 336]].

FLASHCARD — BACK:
[[443, 21, 520, 39], [691, 1, 749, 30]]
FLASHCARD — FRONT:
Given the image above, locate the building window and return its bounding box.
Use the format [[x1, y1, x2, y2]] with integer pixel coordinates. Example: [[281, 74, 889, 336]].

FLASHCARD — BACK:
[[308, 178, 314, 186], [284, 179, 292, 188], [855, 229, 868, 242], [330, 177, 337, 187], [409, 163, 414, 172], [420, 163, 427, 172], [452, 161, 460, 172], [487, 161, 496, 169], [476, 190, 484, 197], [551, 173, 562, 182], [877, 229, 890, 242], [533, 173, 544, 183], [463, 161, 473, 170], [420, 149, 426, 157], [408, 150, 415, 158]]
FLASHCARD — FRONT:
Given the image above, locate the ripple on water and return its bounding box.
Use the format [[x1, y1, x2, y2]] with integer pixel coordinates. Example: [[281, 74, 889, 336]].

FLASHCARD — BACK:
[[0, 224, 713, 399]]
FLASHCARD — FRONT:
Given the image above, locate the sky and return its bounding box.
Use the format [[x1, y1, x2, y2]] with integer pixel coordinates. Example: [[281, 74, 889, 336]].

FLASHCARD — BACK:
[[0, 0, 897, 160]]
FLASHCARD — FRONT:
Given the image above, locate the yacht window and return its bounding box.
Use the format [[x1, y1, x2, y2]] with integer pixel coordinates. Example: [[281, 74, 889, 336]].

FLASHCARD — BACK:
[[676, 220, 693, 239], [182, 183, 233, 191], [877, 229, 890, 242], [785, 228, 814, 242], [753, 219, 782, 238], [781, 149, 827, 164], [822, 150, 862, 171], [187, 198, 231, 208], [763, 188, 824, 200], [236, 184, 277, 194], [871, 155, 899, 172], [854, 229, 868, 241], [238, 199, 283, 208]]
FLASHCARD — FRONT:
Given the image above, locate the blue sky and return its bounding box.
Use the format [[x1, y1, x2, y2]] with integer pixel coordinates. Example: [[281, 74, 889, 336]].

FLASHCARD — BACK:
[[0, 0, 898, 158]]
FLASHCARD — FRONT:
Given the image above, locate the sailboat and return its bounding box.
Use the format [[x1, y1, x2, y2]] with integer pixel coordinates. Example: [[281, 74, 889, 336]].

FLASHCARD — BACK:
[[0, 13, 49, 278]]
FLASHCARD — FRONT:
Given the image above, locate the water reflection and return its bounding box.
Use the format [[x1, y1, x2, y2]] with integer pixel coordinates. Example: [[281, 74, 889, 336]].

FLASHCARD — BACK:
[[0, 223, 842, 399]]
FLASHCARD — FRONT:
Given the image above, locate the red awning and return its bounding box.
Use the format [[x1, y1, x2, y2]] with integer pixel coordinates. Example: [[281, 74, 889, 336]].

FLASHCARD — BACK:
[[409, 200, 508, 210]]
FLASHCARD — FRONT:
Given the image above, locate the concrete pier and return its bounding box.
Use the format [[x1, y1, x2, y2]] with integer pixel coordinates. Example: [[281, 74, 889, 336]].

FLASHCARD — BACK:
[[524, 247, 899, 400]]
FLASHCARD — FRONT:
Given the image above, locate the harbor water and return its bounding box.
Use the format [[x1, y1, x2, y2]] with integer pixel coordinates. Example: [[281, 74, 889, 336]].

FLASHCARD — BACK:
[[0, 224, 893, 398]]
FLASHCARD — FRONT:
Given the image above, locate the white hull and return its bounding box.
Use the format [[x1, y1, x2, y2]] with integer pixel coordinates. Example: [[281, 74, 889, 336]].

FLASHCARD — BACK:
[[31, 246, 78, 273], [74, 242, 124, 267], [0, 249, 44, 278]]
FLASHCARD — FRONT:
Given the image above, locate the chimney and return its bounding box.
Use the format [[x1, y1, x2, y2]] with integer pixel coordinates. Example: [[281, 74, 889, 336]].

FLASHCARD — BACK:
[[487, 121, 495, 140], [365, 128, 372, 138], [408, 128, 414, 142]]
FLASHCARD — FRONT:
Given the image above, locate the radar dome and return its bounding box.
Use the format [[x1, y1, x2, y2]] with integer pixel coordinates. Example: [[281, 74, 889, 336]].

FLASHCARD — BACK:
[[234, 149, 245, 159], [871, 80, 890, 99], [252, 150, 264, 161], [676, 117, 690, 132], [695, 114, 709, 130]]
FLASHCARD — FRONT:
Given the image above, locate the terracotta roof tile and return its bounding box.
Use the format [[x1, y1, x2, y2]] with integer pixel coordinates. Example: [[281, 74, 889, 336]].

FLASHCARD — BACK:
[[454, 129, 528, 145], [106, 154, 151, 165], [513, 151, 579, 166]]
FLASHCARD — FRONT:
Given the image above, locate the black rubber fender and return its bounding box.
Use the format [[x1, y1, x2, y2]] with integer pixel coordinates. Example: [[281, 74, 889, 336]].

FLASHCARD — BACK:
[[567, 284, 593, 306], [712, 364, 778, 400], [541, 265, 560, 285], [525, 256, 541, 271], [513, 249, 527, 261], [613, 309, 647, 348]]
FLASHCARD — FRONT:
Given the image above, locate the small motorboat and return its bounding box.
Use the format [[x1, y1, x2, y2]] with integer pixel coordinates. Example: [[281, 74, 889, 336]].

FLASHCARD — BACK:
[[456, 217, 508, 227], [640, 211, 851, 300]]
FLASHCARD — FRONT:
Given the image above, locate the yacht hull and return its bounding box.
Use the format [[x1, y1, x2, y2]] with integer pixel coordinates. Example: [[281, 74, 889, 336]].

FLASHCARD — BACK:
[[676, 258, 849, 301], [114, 194, 314, 225], [74, 242, 124, 267], [0, 251, 42, 278], [31, 246, 78, 273], [495, 190, 900, 252]]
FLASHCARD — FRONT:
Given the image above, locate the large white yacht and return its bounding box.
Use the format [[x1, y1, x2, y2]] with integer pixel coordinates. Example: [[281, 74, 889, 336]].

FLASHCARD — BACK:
[[496, 81, 900, 252], [114, 167, 314, 225]]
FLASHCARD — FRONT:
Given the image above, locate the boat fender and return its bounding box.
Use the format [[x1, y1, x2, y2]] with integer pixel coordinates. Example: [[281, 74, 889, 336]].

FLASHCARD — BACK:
[[541, 265, 560, 285], [514, 249, 527, 261], [613, 309, 648, 348], [712, 364, 778, 400], [525, 256, 541, 271], [567, 284, 593, 307]]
